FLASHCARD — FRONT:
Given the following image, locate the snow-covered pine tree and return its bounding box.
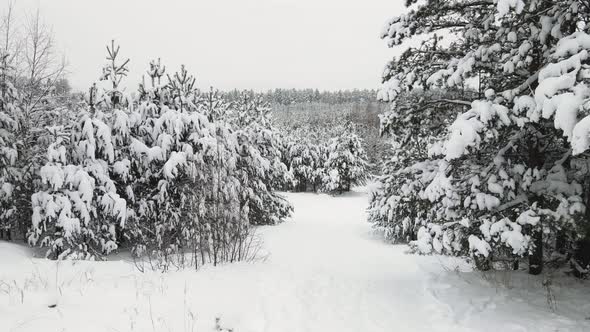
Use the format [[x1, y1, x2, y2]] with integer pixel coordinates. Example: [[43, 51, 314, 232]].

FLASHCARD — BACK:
[[28, 108, 129, 259], [311, 141, 330, 192], [368, 89, 461, 242], [289, 139, 312, 192], [28, 42, 131, 259], [6, 11, 72, 241], [128, 62, 290, 267], [127, 62, 232, 268], [0, 53, 19, 240], [324, 124, 369, 193], [100, 40, 130, 108], [376, 0, 590, 274], [283, 124, 332, 193], [229, 92, 292, 225], [28, 42, 293, 264]]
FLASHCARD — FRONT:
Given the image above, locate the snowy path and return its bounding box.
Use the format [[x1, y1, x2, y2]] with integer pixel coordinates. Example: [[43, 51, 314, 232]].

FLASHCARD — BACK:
[[255, 191, 439, 332], [1, 189, 590, 331]]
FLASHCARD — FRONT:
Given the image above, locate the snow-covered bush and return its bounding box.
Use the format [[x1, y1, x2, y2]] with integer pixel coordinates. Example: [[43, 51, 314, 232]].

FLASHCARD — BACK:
[[373, 0, 590, 274]]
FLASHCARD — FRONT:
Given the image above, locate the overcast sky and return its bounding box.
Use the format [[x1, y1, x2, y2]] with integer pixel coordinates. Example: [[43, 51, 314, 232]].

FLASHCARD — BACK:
[[10, 0, 406, 92]]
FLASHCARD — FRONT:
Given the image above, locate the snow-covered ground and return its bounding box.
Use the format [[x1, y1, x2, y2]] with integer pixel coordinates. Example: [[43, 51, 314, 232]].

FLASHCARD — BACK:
[[1, 189, 590, 331]]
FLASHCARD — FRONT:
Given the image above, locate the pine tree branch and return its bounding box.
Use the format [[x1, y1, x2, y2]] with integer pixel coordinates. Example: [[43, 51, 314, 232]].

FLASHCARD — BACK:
[[493, 194, 528, 213], [502, 71, 539, 99], [424, 98, 472, 107]]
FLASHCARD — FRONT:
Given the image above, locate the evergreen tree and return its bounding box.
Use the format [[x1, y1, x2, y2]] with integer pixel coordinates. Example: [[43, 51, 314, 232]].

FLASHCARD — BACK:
[[324, 125, 369, 193], [27, 42, 293, 264], [373, 0, 590, 275], [368, 89, 459, 242], [0, 53, 19, 240], [230, 92, 293, 225], [28, 43, 130, 259], [287, 135, 328, 192]]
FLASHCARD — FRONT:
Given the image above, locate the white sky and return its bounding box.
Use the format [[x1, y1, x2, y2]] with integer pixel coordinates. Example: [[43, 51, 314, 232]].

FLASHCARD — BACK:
[[9, 0, 406, 92]]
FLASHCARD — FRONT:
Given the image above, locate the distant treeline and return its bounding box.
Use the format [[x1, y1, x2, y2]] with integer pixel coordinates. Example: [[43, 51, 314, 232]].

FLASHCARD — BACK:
[[223, 88, 378, 105]]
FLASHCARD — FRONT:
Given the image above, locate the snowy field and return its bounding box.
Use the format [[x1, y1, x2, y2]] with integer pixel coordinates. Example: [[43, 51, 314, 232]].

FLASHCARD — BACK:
[[1, 189, 590, 332]]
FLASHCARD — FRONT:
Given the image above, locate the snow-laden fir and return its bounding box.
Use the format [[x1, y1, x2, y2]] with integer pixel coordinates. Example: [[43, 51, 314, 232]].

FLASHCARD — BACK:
[[370, 0, 590, 275]]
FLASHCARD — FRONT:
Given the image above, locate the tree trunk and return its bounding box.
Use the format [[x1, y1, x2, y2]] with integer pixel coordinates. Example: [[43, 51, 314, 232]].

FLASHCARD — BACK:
[[529, 229, 543, 275], [474, 255, 491, 271], [573, 182, 590, 278], [555, 230, 567, 255], [573, 239, 590, 278], [512, 259, 519, 271], [526, 131, 545, 275]]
